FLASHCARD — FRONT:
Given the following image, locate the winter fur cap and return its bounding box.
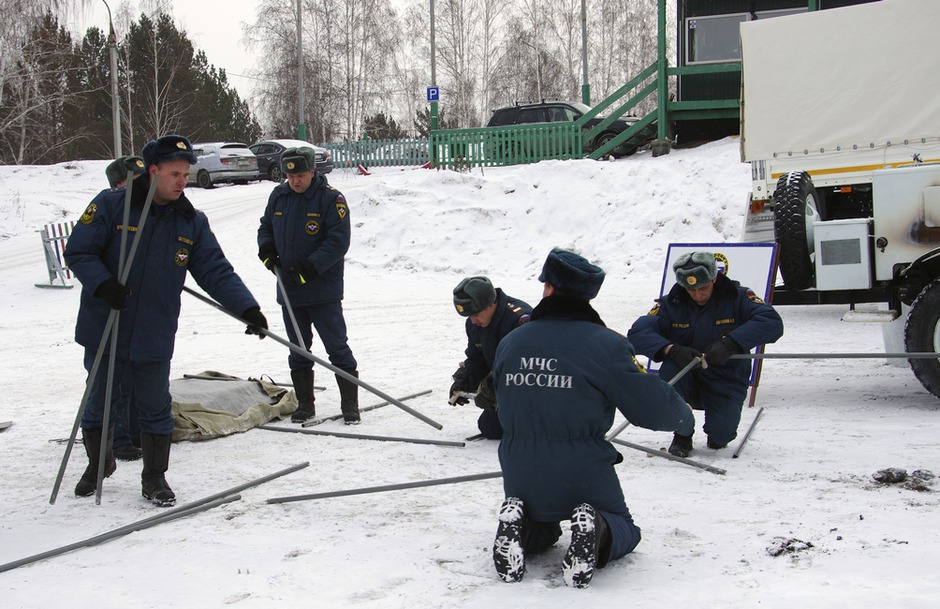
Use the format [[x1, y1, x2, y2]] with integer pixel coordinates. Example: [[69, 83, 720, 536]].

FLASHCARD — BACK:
[[453, 276, 497, 317], [538, 247, 605, 301], [141, 135, 198, 169], [281, 147, 318, 174], [105, 155, 145, 188], [674, 251, 718, 288]]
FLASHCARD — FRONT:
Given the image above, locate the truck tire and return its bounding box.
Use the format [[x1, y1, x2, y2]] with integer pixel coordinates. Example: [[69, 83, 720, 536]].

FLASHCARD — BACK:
[[773, 171, 819, 290], [905, 279, 940, 400]]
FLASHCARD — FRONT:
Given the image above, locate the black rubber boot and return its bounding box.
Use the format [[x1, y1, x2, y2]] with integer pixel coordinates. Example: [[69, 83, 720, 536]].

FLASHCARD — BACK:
[[336, 369, 360, 425], [113, 443, 143, 461], [290, 369, 316, 423], [668, 432, 694, 458], [75, 427, 117, 497], [140, 432, 176, 507]]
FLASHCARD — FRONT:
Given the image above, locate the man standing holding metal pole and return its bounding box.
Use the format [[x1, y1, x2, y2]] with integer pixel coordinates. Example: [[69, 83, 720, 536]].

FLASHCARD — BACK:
[[64, 135, 268, 507], [257, 147, 361, 425]]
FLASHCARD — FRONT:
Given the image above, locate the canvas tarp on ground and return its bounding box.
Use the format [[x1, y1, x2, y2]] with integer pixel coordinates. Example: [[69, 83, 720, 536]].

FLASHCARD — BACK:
[[170, 371, 297, 442]]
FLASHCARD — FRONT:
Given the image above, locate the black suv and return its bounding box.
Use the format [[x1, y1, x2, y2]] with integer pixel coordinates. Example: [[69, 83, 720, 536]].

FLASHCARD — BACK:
[[486, 100, 640, 155]]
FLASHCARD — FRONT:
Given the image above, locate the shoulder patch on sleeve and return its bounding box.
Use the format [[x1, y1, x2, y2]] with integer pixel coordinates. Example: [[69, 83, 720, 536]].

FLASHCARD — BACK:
[[632, 356, 648, 374], [745, 289, 765, 304], [79, 202, 98, 224], [336, 201, 349, 220], [647, 303, 661, 316]]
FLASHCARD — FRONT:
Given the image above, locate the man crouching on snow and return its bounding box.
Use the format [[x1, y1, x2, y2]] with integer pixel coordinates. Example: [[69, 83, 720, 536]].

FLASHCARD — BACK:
[[64, 134, 268, 507], [491, 248, 695, 588]]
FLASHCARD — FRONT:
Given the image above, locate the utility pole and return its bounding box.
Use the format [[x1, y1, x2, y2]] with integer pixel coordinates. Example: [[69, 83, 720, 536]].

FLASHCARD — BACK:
[[429, 0, 438, 131], [296, 0, 306, 141], [581, 0, 590, 105], [103, 1, 122, 157]]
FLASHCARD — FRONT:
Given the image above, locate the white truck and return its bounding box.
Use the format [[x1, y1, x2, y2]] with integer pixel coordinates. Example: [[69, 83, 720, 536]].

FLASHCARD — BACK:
[[738, 0, 940, 399]]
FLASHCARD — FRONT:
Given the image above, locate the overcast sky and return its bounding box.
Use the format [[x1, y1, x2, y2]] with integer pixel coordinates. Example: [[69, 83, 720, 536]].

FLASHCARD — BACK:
[[68, 0, 261, 101]]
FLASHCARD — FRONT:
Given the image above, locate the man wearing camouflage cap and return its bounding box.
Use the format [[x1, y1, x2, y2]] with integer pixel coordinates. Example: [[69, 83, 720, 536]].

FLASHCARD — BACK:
[[257, 146, 361, 425], [629, 251, 783, 457], [450, 276, 531, 439]]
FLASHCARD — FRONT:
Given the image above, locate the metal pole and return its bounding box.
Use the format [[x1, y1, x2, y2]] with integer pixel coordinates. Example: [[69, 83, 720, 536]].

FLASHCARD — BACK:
[[273, 266, 311, 354], [182, 286, 444, 430], [295, 0, 306, 141], [429, 0, 438, 131], [44, 460, 306, 560], [0, 495, 241, 574], [93, 168, 138, 503], [268, 471, 502, 504], [606, 356, 702, 442], [258, 424, 465, 447], [103, 0, 121, 156], [730, 352, 940, 359], [610, 437, 726, 475], [580, 0, 590, 105], [302, 389, 432, 426], [732, 406, 763, 459], [50, 176, 159, 504]]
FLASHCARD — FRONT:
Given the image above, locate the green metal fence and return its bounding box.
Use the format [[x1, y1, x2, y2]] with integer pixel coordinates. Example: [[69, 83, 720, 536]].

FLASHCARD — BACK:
[[322, 138, 430, 169], [428, 123, 584, 170]]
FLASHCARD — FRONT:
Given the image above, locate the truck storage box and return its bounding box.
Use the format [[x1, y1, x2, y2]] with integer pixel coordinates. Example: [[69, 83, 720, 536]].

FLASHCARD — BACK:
[[813, 219, 871, 290]]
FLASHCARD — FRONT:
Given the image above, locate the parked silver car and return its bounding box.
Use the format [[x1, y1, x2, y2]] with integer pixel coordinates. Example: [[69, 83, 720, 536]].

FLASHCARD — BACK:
[[188, 142, 261, 188]]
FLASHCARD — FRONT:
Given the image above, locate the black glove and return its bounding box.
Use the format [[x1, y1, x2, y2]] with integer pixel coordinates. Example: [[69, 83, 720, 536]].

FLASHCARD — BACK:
[[282, 261, 318, 287], [705, 335, 740, 366], [667, 344, 703, 370], [241, 307, 268, 339], [449, 366, 472, 406], [258, 242, 279, 272], [95, 277, 131, 310], [474, 374, 497, 411]]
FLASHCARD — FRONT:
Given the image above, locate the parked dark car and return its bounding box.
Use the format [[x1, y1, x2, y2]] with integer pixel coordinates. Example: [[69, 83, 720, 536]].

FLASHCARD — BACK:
[[249, 139, 334, 181], [486, 100, 640, 155]]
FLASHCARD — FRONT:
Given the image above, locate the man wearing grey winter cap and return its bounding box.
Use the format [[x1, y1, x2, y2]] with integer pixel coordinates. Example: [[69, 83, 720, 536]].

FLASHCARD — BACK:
[[628, 251, 783, 458], [491, 247, 695, 589], [450, 276, 531, 439]]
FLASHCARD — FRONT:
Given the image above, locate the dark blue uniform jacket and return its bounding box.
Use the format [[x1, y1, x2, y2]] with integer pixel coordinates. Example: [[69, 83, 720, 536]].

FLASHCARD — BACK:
[[628, 274, 784, 386], [494, 296, 694, 522], [257, 174, 349, 307], [462, 289, 531, 386], [64, 175, 258, 361]]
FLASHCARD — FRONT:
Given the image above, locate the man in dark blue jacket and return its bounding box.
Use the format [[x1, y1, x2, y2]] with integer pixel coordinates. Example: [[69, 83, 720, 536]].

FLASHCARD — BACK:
[[492, 248, 694, 588], [257, 147, 360, 424], [65, 135, 268, 507], [628, 251, 783, 457], [450, 276, 531, 439]]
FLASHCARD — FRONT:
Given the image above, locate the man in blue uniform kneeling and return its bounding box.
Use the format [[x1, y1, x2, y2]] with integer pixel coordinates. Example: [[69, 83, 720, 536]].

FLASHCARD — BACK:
[[450, 276, 531, 439], [491, 248, 695, 588], [628, 251, 783, 457]]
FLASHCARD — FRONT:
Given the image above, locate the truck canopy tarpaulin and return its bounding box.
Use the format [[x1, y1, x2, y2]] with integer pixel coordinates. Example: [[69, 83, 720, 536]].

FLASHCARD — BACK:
[[740, 0, 940, 163]]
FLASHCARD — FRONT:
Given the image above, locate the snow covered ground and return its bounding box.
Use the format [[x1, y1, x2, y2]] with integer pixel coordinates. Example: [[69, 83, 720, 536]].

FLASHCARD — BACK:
[[1, 138, 938, 608]]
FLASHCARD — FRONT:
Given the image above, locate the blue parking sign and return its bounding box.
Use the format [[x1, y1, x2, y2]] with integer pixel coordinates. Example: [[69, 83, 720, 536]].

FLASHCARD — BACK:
[[426, 87, 439, 102]]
